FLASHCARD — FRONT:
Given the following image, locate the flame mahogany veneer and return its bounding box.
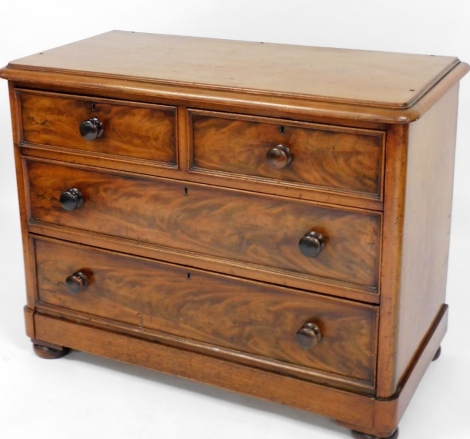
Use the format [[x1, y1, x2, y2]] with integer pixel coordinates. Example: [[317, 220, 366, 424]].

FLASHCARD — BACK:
[[1, 31, 468, 438]]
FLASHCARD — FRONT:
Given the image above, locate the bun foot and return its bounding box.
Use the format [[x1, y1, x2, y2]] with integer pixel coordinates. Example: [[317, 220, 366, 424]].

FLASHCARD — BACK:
[[352, 428, 398, 439], [432, 346, 442, 362], [33, 343, 71, 359]]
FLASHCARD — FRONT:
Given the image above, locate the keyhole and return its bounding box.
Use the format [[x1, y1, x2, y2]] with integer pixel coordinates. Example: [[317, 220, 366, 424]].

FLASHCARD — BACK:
[[187, 273, 191, 279], [184, 187, 188, 196], [279, 126, 285, 134], [91, 102, 96, 112]]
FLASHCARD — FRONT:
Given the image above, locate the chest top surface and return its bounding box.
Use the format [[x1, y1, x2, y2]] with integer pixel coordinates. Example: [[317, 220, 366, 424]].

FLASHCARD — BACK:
[[1, 30, 468, 124]]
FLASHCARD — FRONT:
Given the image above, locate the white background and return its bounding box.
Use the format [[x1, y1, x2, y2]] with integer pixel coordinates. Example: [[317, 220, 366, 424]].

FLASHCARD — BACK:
[[1, 1, 469, 438]]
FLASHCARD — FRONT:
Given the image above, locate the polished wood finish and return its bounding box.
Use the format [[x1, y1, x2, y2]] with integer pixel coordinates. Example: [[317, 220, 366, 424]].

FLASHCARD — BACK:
[[34, 236, 378, 389], [33, 343, 70, 359], [338, 305, 448, 437], [2, 40, 467, 125], [26, 159, 382, 293], [23, 306, 35, 338], [1, 31, 466, 438], [26, 218, 379, 303], [33, 312, 377, 428], [376, 84, 460, 397], [19, 89, 177, 166], [190, 110, 384, 199], [31, 301, 447, 436], [2, 31, 463, 115]]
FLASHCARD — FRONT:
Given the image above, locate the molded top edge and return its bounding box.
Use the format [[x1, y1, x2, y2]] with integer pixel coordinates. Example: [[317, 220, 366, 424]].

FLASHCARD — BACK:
[[1, 31, 468, 122]]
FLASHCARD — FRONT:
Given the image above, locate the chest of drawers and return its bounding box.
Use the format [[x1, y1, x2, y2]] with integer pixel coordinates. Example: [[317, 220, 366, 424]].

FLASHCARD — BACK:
[[1, 31, 467, 438]]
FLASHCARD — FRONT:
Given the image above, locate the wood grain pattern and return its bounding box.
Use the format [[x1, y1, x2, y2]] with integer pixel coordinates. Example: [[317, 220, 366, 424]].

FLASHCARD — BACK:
[[379, 85, 459, 396], [27, 159, 382, 292], [339, 306, 448, 438], [27, 222, 380, 303], [190, 111, 384, 198], [19, 90, 176, 165], [34, 237, 378, 386], [2, 32, 468, 125], [18, 141, 385, 212], [2, 31, 467, 439], [394, 85, 458, 387], [31, 302, 447, 437], [375, 123, 408, 397], [33, 313, 376, 429], [4, 31, 461, 109]]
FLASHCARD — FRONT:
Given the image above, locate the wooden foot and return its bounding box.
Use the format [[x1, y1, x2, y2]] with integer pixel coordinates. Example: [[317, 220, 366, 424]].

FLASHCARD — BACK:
[[432, 346, 442, 361], [352, 428, 398, 439], [33, 343, 71, 359]]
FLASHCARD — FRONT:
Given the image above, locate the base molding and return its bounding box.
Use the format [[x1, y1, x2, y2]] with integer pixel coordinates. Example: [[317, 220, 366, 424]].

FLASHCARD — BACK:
[[29, 304, 448, 437], [339, 305, 448, 437]]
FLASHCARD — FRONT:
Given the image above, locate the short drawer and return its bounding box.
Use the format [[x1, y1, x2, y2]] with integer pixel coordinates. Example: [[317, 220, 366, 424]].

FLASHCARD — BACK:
[[18, 90, 176, 165], [190, 110, 385, 199], [34, 237, 378, 390], [27, 160, 382, 293]]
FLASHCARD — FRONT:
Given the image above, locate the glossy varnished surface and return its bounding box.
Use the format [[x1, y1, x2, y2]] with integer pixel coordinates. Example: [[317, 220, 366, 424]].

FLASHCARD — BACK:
[[34, 237, 378, 387], [32, 343, 70, 359], [2, 30, 466, 439], [3, 31, 461, 109], [377, 84, 460, 396], [190, 111, 384, 199], [26, 159, 382, 293], [19, 90, 176, 165], [33, 312, 378, 428]]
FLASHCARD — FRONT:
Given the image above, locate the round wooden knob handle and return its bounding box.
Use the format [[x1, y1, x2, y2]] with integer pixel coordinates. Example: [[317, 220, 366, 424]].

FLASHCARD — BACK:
[[266, 144, 292, 169], [79, 117, 104, 141], [60, 188, 83, 211], [298, 231, 326, 258], [295, 322, 322, 349], [65, 271, 89, 294]]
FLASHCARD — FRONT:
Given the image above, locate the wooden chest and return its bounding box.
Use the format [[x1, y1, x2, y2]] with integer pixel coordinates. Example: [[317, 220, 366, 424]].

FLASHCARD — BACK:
[[1, 31, 467, 438]]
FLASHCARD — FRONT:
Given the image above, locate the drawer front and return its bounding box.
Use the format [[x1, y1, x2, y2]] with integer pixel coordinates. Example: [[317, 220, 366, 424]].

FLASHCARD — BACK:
[[27, 160, 382, 293], [35, 238, 378, 387], [19, 90, 176, 165], [190, 111, 384, 199]]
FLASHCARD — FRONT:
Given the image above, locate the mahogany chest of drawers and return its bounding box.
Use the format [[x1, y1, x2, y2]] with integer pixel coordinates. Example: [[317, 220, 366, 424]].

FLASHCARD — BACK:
[[1, 31, 468, 438]]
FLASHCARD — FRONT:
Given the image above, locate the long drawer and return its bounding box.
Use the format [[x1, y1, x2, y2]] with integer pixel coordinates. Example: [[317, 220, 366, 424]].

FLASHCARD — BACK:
[[34, 237, 378, 389], [26, 159, 382, 293]]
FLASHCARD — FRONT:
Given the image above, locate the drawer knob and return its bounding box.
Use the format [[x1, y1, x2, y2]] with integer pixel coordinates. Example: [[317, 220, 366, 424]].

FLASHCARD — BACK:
[[266, 144, 292, 169], [296, 322, 322, 349], [60, 188, 84, 211], [65, 271, 89, 294], [79, 117, 104, 141], [299, 231, 326, 258]]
